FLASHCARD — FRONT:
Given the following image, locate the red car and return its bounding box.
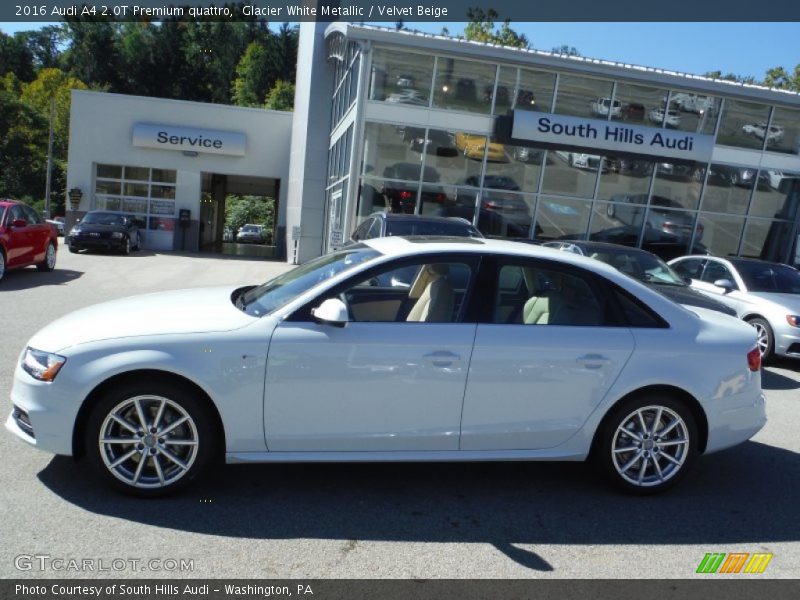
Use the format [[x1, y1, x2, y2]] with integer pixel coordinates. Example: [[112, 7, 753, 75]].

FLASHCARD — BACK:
[[0, 200, 58, 282]]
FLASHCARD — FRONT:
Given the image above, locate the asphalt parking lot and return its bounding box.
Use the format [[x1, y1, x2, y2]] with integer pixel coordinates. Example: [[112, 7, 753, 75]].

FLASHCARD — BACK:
[[1, 248, 798, 579]]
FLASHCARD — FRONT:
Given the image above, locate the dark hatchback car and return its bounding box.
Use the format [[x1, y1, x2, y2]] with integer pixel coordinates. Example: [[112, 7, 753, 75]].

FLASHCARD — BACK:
[[543, 240, 737, 317], [350, 212, 483, 243], [381, 163, 447, 214], [67, 211, 141, 255]]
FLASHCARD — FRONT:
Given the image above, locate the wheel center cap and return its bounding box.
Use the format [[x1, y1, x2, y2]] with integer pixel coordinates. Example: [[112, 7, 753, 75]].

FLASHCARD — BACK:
[[643, 439, 655, 450], [143, 434, 157, 448]]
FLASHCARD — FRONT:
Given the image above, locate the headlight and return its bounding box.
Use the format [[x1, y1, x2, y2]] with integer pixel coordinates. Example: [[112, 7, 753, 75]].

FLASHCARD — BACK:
[[69, 227, 80, 235], [21, 347, 66, 382], [786, 315, 800, 327], [111, 232, 123, 239]]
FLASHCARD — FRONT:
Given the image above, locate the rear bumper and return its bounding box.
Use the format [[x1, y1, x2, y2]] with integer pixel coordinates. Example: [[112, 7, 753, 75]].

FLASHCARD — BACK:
[[705, 392, 767, 454]]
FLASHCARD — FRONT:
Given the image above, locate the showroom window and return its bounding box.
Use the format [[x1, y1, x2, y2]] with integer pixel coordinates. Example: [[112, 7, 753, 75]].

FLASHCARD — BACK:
[[766, 106, 800, 155], [610, 83, 668, 127], [493, 66, 556, 115], [553, 74, 613, 120], [433, 57, 497, 114], [94, 164, 177, 234], [699, 164, 753, 215], [369, 48, 433, 108], [541, 150, 602, 199], [716, 99, 773, 150], [666, 91, 721, 134]]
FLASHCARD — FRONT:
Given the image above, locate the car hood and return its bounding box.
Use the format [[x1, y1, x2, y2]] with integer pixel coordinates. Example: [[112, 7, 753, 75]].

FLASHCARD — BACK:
[[28, 286, 254, 353], [651, 283, 738, 316], [747, 292, 800, 313]]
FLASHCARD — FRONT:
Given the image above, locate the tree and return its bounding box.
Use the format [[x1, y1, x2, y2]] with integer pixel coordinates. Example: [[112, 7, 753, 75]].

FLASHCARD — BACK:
[[265, 80, 295, 111], [0, 86, 48, 200], [463, 8, 529, 49], [60, 19, 122, 90], [225, 195, 276, 240], [0, 31, 35, 82], [232, 40, 279, 107], [19, 25, 65, 70], [552, 45, 580, 57]]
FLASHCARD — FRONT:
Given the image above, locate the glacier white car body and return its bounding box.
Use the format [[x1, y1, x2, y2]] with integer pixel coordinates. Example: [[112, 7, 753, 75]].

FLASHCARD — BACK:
[[7, 238, 766, 494]]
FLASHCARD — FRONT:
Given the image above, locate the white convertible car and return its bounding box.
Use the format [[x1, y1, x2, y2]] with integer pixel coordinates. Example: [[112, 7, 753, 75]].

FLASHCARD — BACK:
[[7, 238, 765, 496]]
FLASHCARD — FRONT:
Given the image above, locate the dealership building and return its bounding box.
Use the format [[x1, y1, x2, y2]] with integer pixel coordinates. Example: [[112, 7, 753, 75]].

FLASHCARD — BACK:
[[67, 22, 800, 265]]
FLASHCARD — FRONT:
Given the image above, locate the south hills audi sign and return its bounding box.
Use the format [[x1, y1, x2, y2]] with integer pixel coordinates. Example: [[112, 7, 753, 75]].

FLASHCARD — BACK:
[[506, 110, 715, 162], [132, 123, 246, 156]]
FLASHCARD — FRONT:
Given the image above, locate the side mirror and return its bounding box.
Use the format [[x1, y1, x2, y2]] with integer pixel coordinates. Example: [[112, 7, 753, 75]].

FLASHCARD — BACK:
[[682, 276, 692, 285], [714, 278, 736, 292], [311, 298, 348, 327], [11, 218, 28, 228]]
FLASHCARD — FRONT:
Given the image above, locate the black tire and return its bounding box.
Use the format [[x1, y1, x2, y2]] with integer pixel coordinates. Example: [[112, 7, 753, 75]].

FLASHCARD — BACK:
[[747, 317, 774, 363], [596, 394, 698, 495], [121, 236, 131, 256], [84, 380, 218, 497], [37, 242, 57, 272], [68, 245, 79, 254], [0, 249, 5, 282], [606, 203, 616, 219]]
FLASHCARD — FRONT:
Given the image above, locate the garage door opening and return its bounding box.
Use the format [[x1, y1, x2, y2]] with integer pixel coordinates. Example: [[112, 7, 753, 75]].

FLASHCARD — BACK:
[[200, 173, 280, 258]]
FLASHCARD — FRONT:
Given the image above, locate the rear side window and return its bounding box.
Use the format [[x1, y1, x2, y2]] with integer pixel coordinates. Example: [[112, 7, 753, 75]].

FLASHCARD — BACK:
[[610, 286, 669, 328]]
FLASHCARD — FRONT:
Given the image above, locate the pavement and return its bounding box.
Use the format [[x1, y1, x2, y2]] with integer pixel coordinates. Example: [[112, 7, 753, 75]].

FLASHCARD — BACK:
[[0, 247, 798, 579]]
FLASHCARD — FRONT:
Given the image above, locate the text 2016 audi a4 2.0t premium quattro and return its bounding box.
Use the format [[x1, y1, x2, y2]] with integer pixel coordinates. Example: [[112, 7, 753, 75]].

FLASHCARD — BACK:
[[6, 238, 765, 496]]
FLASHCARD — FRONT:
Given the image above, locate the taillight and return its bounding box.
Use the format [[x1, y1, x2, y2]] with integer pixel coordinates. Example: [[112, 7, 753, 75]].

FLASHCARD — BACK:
[[747, 347, 761, 372], [435, 193, 446, 202], [398, 190, 413, 200]]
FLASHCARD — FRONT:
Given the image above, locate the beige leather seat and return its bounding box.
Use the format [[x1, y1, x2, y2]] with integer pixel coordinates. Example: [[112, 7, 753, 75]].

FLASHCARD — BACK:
[[406, 264, 455, 322]]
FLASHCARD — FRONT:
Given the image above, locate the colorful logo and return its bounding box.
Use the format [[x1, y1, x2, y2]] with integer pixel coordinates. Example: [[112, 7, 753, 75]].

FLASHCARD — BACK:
[[696, 552, 773, 574]]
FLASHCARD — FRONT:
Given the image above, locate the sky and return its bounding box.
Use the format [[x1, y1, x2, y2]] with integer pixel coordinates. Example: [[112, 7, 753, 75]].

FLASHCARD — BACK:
[[2, 21, 798, 82]]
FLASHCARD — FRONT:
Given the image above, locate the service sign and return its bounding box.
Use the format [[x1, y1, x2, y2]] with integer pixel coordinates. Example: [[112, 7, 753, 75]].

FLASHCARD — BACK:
[[511, 110, 714, 162], [132, 123, 246, 156]]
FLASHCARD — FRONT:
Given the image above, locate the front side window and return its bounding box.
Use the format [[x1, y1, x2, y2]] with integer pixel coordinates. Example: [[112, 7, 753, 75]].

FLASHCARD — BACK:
[[671, 258, 705, 279], [21, 205, 43, 224], [491, 262, 608, 326], [239, 247, 381, 317], [733, 261, 800, 293], [701, 261, 737, 287], [341, 260, 474, 323]]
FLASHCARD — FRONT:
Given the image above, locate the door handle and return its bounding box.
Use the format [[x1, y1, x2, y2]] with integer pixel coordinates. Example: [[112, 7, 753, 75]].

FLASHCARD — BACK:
[[423, 351, 461, 367], [576, 354, 611, 369]]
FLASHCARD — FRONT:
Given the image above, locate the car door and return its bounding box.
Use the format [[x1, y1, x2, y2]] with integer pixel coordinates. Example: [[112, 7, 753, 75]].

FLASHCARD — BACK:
[[4, 205, 34, 266], [21, 205, 50, 263], [264, 254, 479, 452], [460, 257, 635, 450], [689, 259, 751, 315]]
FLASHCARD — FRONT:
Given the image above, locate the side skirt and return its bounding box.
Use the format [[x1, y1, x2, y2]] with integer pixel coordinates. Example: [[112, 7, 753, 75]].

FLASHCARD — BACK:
[[226, 449, 587, 464]]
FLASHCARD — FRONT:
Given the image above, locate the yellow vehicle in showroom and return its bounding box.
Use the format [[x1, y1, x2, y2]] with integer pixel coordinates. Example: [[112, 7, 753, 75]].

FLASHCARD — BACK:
[[454, 133, 509, 162]]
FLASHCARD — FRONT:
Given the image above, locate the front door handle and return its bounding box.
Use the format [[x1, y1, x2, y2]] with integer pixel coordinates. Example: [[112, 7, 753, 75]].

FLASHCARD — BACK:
[[576, 354, 610, 369], [423, 351, 461, 367]]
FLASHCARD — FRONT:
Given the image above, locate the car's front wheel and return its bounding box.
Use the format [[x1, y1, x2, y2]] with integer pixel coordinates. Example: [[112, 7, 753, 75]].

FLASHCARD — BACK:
[[85, 381, 217, 496], [121, 236, 131, 255], [598, 396, 697, 494]]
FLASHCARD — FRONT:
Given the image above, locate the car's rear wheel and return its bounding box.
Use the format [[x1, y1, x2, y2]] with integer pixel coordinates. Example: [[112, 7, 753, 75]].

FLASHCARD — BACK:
[[0, 249, 5, 281], [68, 245, 79, 254], [121, 236, 131, 255], [598, 395, 697, 495], [85, 381, 216, 497], [37, 242, 57, 272], [747, 317, 773, 362]]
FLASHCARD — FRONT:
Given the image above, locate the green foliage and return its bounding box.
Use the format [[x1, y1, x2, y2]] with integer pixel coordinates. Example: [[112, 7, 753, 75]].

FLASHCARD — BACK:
[[552, 45, 581, 57], [265, 80, 295, 111], [463, 8, 529, 49], [225, 195, 276, 240], [0, 88, 48, 200], [0, 31, 35, 82], [232, 41, 279, 107]]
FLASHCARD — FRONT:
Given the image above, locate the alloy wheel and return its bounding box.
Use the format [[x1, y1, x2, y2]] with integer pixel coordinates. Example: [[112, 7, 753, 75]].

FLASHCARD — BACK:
[[98, 395, 199, 489], [610, 405, 690, 488], [752, 322, 770, 358], [46, 244, 56, 269]]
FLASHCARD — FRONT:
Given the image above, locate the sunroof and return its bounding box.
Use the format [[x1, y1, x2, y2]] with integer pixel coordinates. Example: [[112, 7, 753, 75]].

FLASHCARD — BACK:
[[403, 236, 486, 244]]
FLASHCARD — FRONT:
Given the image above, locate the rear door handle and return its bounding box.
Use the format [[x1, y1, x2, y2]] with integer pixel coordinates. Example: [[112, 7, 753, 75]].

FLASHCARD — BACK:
[[423, 351, 461, 367], [577, 354, 611, 369]]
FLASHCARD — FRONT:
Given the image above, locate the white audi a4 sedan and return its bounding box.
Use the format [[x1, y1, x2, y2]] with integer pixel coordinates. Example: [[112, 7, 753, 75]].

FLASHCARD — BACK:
[[7, 237, 766, 496]]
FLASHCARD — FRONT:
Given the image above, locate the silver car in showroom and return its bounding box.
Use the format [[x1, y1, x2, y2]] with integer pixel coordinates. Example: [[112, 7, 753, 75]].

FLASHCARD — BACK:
[[669, 255, 800, 361]]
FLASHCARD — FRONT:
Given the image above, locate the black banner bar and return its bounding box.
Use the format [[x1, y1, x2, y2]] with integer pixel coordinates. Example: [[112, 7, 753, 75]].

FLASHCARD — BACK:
[[3, 1, 800, 22], [4, 580, 800, 600]]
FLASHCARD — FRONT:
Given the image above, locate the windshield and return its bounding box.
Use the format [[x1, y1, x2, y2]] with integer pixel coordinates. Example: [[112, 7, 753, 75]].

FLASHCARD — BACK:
[[82, 212, 125, 226], [238, 246, 381, 316], [734, 261, 800, 293], [590, 249, 685, 285], [241, 226, 260, 232]]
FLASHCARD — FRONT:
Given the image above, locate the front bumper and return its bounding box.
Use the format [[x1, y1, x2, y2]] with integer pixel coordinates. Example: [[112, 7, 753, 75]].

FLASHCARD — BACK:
[[6, 362, 79, 456], [67, 235, 125, 250], [773, 324, 800, 358]]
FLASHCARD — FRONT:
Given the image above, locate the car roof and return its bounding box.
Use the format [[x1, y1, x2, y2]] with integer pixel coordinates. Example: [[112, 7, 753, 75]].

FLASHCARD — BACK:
[[373, 212, 471, 225], [0, 199, 23, 207], [549, 240, 657, 256]]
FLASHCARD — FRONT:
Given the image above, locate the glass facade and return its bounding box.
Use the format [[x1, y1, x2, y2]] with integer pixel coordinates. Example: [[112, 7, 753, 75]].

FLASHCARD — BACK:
[[339, 33, 800, 265]]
